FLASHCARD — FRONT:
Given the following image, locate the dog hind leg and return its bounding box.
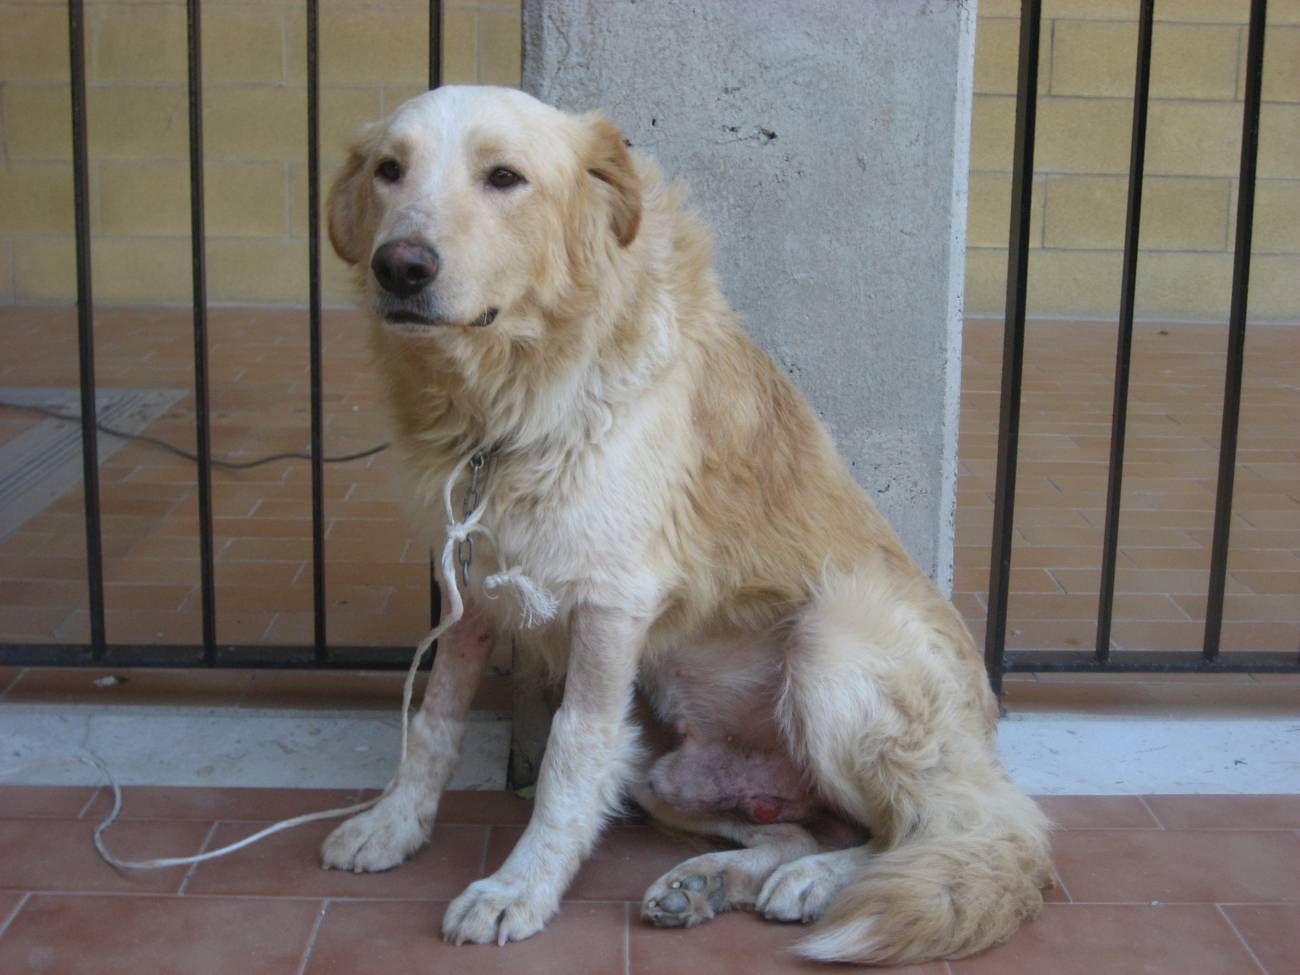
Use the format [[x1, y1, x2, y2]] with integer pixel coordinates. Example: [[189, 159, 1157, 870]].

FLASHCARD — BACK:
[[779, 569, 1053, 964], [632, 782, 821, 928]]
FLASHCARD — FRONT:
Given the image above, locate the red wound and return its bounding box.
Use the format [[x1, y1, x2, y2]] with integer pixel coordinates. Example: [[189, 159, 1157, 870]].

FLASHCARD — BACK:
[[750, 798, 782, 823]]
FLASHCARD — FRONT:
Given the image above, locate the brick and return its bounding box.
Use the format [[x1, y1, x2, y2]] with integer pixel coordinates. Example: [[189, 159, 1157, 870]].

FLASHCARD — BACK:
[[93, 238, 193, 303], [974, 18, 1050, 97], [204, 7, 285, 84], [289, 162, 336, 238], [1036, 97, 1137, 174], [1022, 0, 1300, 20], [1133, 251, 1233, 320], [381, 86, 427, 116], [319, 8, 427, 85], [1043, 1, 1157, 16], [323, 88, 386, 164], [2, 86, 73, 160], [91, 5, 187, 83], [443, 9, 479, 85], [0, 4, 68, 81], [207, 164, 289, 237], [204, 87, 308, 163], [95, 164, 188, 237], [323, 251, 361, 304], [1262, 25, 1300, 102], [12, 237, 75, 300], [1151, 24, 1240, 101], [87, 88, 190, 161], [1042, 175, 1124, 249], [1027, 249, 1123, 318], [962, 247, 1009, 318], [207, 238, 308, 304], [1259, 104, 1300, 178], [0, 240, 11, 302], [1146, 101, 1242, 177], [970, 94, 1016, 171], [1244, 255, 1300, 320], [1050, 21, 1136, 98], [1142, 177, 1231, 250], [966, 173, 1045, 249], [477, 10, 521, 85], [0, 163, 74, 235]]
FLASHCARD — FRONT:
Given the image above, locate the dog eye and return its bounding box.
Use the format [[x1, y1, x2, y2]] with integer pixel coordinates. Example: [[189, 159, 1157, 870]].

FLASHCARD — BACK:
[[375, 159, 402, 183], [487, 167, 524, 190]]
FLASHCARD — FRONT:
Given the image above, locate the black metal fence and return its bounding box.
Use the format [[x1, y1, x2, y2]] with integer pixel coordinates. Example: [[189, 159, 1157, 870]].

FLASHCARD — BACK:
[[983, 0, 1298, 695], [2, 1, 1296, 690], [1, 0, 447, 671]]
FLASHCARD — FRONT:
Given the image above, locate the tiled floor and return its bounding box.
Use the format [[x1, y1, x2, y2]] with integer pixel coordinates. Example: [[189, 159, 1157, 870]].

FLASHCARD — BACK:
[[0, 307, 1295, 654], [0, 785, 1296, 974], [955, 319, 1298, 654]]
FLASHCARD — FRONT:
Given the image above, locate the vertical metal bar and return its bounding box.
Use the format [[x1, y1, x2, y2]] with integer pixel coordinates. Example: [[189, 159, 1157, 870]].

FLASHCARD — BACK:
[[186, 0, 217, 664], [67, 0, 106, 659], [1095, 0, 1155, 664], [1204, 0, 1268, 660], [429, 0, 443, 91], [984, 0, 1042, 700], [429, 0, 443, 630], [307, 0, 328, 661]]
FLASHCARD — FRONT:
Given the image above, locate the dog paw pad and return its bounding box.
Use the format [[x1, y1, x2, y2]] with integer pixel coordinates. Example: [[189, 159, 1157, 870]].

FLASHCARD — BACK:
[[642, 873, 727, 928]]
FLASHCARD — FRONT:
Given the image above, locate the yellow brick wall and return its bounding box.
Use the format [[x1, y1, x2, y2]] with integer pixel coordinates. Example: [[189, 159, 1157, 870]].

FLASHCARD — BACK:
[[969, 0, 1299, 321], [0, 0, 521, 306], [0, 0, 1294, 320]]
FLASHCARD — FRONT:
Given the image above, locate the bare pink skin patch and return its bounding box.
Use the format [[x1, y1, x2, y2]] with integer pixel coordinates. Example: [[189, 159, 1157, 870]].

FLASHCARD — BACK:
[[646, 730, 818, 824]]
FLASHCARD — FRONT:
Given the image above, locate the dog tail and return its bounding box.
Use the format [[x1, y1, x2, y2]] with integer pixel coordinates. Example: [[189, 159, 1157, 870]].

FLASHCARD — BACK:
[[781, 563, 1053, 964], [796, 787, 1052, 964]]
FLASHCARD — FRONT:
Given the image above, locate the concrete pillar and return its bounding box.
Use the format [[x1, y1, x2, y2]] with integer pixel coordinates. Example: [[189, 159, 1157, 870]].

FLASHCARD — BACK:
[[523, 0, 974, 589]]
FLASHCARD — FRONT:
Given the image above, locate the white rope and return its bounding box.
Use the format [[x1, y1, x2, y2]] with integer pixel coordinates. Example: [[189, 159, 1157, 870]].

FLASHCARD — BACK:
[[1, 450, 555, 873]]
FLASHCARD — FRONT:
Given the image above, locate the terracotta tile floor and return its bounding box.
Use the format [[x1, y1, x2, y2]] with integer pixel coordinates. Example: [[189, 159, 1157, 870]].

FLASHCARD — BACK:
[[956, 318, 1298, 655], [0, 785, 1295, 974], [0, 307, 1295, 655]]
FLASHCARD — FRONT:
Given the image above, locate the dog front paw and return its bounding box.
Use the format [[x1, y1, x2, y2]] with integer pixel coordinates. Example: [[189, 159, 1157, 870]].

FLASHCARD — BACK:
[[442, 876, 557, 946], [320, 798, 428, 873]]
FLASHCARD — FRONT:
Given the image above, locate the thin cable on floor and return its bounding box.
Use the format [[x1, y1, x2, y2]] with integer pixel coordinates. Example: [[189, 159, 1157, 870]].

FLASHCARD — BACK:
[[0, 399, 389, 469]]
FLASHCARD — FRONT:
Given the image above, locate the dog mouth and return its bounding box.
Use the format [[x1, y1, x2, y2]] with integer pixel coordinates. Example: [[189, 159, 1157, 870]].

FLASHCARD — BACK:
[[381, 308, 499, 331]]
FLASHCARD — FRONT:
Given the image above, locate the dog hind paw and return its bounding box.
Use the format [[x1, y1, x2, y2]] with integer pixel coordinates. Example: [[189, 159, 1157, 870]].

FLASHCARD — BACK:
[[641, 872, 728, 928], [757, 858, 839, 923]]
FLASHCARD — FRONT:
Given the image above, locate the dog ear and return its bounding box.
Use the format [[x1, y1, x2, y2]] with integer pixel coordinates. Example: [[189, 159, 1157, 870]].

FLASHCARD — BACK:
[[327, 124, 380, 266], [582, 113, 641, 248]]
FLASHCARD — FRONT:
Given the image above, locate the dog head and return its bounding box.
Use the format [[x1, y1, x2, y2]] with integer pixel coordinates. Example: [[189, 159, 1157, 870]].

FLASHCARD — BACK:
[[328, 86, 641, 340]]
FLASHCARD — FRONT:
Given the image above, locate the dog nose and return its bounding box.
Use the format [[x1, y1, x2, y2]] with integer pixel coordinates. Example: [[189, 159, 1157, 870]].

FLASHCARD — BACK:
[[370, 240, 439, 298]]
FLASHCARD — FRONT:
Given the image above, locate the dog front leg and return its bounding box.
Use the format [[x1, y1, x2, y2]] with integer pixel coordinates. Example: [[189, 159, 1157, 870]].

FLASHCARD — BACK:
[[321, 600, 495, 873], [442, 604, 645, 945]]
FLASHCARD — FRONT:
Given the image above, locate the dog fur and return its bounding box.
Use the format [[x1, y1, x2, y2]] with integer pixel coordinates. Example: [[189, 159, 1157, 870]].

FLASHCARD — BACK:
[[321, 85, 1053, 965]]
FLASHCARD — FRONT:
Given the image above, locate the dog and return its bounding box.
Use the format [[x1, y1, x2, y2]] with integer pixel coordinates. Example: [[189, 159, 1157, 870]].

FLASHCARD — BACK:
[[321, 85, 1052, 965]]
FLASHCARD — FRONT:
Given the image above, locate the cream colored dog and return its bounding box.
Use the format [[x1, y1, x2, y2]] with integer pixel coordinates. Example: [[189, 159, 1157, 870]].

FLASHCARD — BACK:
[[322, 85, 1052, 965]]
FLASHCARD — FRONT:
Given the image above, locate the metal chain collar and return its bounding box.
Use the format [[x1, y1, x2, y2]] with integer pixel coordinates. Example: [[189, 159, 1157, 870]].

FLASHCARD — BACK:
[[456, 451, 490, 585]]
